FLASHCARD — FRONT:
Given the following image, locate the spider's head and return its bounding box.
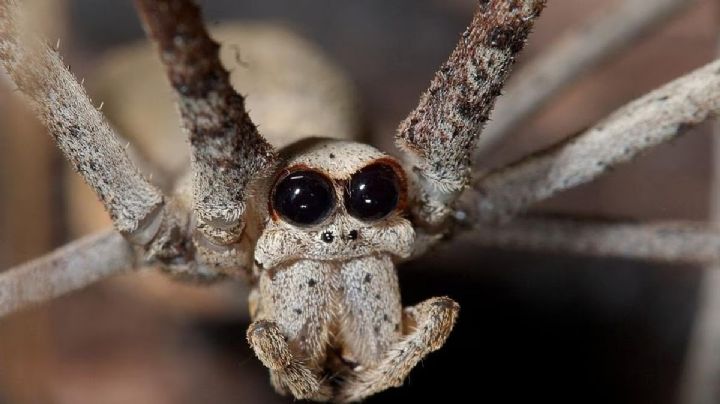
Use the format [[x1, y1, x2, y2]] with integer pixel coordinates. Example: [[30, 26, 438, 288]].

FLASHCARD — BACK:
[[253, 138, 415, 269]]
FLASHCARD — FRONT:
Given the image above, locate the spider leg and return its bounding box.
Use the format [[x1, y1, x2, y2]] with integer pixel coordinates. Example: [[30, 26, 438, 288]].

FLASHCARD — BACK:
[[134, 1, 276, 265], [471, 59, 720, 224], [337, 296, 459, 403], [0, 0, 166, 242], [0, 0, 206, 284], [395, 0, 545, 230], [474, 0, 695, 159], [247, 320, 333, 401], [0, 230, 136, 317]]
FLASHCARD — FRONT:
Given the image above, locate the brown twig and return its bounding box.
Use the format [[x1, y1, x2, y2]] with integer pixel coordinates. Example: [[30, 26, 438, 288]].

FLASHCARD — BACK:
[[395, 0, 545, 226], [134, 0, 276, 245], [0, 0, 164, 240], [472, 58, 720, 223], [468, 216, 720, 265], [474, 0, 697, 159], [0, 230, 136, 317]]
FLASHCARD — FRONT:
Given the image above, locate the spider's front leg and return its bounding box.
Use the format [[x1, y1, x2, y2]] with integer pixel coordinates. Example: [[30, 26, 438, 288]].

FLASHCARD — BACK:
[[332, 255, 458, 402], [247, 320, 332, 400], [395, 0, 545, 232], [134, 0, 276, 277], [338, 296, 459, 403]]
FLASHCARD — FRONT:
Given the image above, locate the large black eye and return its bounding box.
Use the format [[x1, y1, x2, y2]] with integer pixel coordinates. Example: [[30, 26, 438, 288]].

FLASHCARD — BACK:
[[272, 170, 335, 226], [346, 163, 400, 221]]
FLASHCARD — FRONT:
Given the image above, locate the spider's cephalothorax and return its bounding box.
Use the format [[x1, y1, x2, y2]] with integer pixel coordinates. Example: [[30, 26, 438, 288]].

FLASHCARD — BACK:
[[246, 139, 458, 402]]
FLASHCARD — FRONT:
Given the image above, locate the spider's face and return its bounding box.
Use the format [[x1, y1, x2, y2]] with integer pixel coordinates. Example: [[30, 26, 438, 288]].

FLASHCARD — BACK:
[[253, 139, 415, 269]]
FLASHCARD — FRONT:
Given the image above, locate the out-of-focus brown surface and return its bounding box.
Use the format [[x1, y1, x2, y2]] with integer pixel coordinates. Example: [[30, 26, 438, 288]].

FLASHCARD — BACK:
[[0, 1, 718, 403], [0, 82, 58, 404], [0, 1, 64, 403]]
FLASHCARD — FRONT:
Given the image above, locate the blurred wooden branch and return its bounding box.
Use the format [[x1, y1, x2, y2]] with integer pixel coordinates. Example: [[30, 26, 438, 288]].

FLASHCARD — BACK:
[[468, 216, 720, 265], [0, 230, 136, 317], [474, 0, 697, 160], [471, 58, 720, 223]]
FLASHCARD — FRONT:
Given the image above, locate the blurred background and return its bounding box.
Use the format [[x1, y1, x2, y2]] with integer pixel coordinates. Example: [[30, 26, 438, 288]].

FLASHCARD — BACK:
[[0, 0, 718, 403]]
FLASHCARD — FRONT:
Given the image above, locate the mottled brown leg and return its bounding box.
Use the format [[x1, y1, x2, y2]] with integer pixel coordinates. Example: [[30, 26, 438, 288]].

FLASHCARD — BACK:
[[394, 1, 545, 228], [337, 296, 459, 402]]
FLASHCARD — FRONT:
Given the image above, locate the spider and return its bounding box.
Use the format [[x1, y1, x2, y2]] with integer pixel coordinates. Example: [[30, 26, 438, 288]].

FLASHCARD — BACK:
[[2, 0, 720, 402]]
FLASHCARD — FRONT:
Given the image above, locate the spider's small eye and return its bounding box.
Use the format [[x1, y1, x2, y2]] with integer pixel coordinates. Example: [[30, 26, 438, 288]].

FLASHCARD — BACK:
[[345, 163, 400, 221], [272, 170, 335, 226]]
